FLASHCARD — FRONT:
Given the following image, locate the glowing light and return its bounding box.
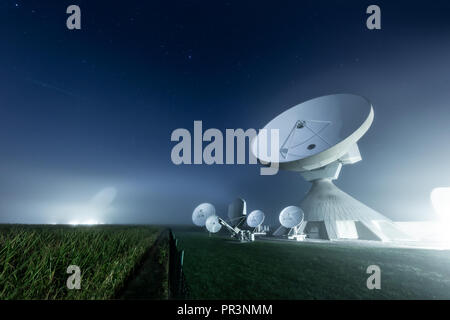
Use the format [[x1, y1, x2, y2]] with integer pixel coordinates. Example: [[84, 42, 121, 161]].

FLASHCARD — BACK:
[[91, 187, 117, 209], [52, 187, 116, 226], [431, 187, 450, 220], [68, 219, 102, 225], [82, 219, 100, 225], [389, 188, 450, 247]]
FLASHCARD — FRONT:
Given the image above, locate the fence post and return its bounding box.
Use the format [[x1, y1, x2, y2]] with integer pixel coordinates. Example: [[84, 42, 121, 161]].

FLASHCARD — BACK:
[[168, 231, 187, 299], [178, 250, 184, 297]]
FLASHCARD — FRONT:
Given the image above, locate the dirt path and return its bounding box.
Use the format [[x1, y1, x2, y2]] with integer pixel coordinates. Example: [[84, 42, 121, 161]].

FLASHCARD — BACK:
[[118, 228, 170, 299]]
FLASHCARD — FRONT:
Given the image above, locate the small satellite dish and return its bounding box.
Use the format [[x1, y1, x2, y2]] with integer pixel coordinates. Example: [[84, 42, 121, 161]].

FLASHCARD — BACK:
[[279, 206, 304, 228], [227, 198, 247, 227], [251, 94, 373, 171], [192, 203, 215, 227], [246, 210, 265, 228], [205, 215, 222, 233]]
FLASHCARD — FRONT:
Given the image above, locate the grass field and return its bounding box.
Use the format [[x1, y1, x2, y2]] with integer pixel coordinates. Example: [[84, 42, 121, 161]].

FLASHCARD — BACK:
[[0, 225, 163, 299], [173, 228, 450, 299]]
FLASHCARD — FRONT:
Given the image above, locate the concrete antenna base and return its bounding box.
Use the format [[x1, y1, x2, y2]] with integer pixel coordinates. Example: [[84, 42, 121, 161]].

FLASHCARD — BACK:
[[298, 178, 409, 241]]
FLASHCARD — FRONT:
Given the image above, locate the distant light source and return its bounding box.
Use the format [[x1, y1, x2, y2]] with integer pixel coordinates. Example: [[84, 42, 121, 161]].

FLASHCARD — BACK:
[[82, 219, 100, 225], [429, 187, 450, 245], [431, 187, 450, 221], [68, 219, 102, 225], [54, 187, 116, 226]]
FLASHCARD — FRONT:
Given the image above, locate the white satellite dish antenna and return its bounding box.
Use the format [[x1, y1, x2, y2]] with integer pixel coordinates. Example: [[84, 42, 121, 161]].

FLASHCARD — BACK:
[[246, 210, 265, 228], [205, 215, 222, 233], [192, 202, 257, 242], [279, 206, 304, 228], [252, 94, 372, 172], [227, 198, 247, 227], [253, 94, 409, 241], [192, 203, 215, 227]]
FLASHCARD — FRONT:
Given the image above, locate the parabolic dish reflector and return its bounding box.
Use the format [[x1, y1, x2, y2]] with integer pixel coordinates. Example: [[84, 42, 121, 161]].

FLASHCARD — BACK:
[[246, 210, 265, 227], [279, 206, 304, 228], [251, 94, 373, 171], [205, 215, 222, 233], [192, 203, 215, 227]]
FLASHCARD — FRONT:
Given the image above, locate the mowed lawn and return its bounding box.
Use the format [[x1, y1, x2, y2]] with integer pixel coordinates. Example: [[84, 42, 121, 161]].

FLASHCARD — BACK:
[[0, 225, 162, 299], [173, 229, 450, 299]]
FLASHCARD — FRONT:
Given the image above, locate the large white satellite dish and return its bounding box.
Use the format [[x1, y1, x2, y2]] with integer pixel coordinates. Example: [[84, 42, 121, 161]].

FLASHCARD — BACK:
[[279, 206, 304, 228], [192, 203, 215, 227], [205, 215, 222, 233], [246, 210, 265, 228], [254, 94, 409, 241], [252, 94, 372, 172]]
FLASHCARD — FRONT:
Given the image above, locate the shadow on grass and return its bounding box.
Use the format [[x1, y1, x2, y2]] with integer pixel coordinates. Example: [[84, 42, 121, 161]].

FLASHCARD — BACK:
[[118, 229, 170, 299]]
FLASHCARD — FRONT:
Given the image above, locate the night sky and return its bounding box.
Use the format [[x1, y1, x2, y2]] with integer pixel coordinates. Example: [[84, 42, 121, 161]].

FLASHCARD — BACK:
[[1, 0, 449, 225]]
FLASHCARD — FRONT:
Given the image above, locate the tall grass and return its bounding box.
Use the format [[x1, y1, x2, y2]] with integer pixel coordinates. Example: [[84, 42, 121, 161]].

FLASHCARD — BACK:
[[0, 225, 161, 299]]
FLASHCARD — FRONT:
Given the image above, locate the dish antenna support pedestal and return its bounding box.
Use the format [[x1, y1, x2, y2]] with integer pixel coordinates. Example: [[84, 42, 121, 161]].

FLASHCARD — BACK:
[[287, 224, 307, 241], [218, 216, 254, 242]]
